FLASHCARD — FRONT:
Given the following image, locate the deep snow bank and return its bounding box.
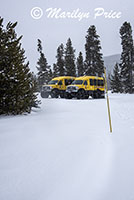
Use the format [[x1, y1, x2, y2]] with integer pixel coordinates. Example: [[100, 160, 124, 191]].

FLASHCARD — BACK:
[[0, 93, 134, 200]]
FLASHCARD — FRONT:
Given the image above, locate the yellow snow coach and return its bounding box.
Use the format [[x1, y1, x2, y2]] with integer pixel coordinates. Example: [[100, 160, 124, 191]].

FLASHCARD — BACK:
[[41, 76, 75, 98], [66, 76, 105, 99]]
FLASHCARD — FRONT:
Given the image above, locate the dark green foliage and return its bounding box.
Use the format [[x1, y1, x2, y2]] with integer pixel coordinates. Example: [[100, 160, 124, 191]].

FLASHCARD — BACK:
[[110, 63, 122, 93], [48, 68, 53, 80], [52, 63, 59, 77], [37, 39, 51, 90], [0, 17, 39, 115], [109, 22, 134, 94], [85, 25, 104, 76], [54, 43, 65, 76], [120, 22, 134, 93], [76, 52, 84, 77], [65, 38, 76, 76]]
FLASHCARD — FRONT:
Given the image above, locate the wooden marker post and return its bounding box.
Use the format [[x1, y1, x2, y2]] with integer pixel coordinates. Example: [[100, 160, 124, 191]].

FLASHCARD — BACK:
[[104, 68, 112, 133]]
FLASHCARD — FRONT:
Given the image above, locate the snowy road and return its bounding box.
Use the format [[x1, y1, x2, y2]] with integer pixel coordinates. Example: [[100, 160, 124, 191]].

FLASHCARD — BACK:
[[0, 93, 134, 200]]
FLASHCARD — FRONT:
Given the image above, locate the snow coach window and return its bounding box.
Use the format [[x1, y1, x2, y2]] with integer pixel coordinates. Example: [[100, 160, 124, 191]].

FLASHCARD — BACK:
[[94, 79, 97, 86], [69, 79, 74, 84], [72, 80, 83, 85], [65, 79, 68, 85], [48, 80, 58, 85], [65, 79, 73, 86], [98, 80, 101, 86], [58, 80, 62, 85], [100, 80, 104, 86], [90, 79, 94, 86], [84, 81, 88, 85]]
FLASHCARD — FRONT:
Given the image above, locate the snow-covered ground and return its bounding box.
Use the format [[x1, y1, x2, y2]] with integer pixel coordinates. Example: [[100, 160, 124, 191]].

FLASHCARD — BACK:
[[0, 93, 134, 200]]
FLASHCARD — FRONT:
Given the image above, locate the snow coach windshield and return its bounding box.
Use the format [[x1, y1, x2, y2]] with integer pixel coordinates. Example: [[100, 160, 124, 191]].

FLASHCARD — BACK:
[[48, 80, 58, 85], [71, 80, 83, 85]]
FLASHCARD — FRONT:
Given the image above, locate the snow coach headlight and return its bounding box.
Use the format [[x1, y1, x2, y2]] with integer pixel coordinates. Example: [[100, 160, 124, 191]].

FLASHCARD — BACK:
[[66, 86, 79, 92], [46, 86, 52, 91], [74, 86, 79, 90], [72, 86, 79, 91], [49, 86, 52, 90]]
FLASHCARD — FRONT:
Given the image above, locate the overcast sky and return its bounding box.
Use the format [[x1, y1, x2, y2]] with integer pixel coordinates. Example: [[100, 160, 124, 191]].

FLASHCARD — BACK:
[[1, 0, 134, 72]]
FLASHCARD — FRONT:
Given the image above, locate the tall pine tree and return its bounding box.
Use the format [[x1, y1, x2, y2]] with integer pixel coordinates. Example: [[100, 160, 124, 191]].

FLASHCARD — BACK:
[[37, 39, 51, 90], [76, 52, 84, 77], [48, 68, 53, 80], [0, 18, 39, 115], [54, 43, 65, 76], [110, 63, 122, 93], [85, 25, 104, 77], [120, 22, 134, 93], [52, 63, 58, 77], [64, 38, 76, 76]]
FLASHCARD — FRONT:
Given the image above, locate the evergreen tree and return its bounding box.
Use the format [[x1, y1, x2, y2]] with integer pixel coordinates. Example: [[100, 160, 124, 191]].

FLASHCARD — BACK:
[[0, 18, 6, 114], [85, 25, 104, 76], [110, 63, 122, 93], [0, 18, 39, 115], [55, 43, 65, 76], [53, 63, 58, 77], [76, 52, 84, 76], [31, 73, 38, 93], [120, 22, 134, 93], [48, 68, 53, 80], [64, 38, 76, 76], [37, 39, 51, 90]]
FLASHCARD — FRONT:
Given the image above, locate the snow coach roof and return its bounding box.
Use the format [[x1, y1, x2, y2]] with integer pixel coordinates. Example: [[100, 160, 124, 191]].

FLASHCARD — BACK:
[[52, 76, 75, 80], [75, 76, 104, 80]]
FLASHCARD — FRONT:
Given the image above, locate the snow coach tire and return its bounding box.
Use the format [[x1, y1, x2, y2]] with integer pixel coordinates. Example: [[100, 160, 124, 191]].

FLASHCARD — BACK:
[[51, 89, 59, 98], [65, 93, 72, 99], [60, 92, 65, 98], [100, 94, 105, 99], [85, 94, 89, 99], [77, 89, 86, 99], [92, 91, 98, 99], [41, 91, 49, 98]]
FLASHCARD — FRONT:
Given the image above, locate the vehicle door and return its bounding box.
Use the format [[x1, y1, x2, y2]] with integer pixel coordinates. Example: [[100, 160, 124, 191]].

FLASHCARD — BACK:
[[58, 80, 64, 90], [89, 79, 95, 91], [83, 80, 88, 90], [94, 79, 97, 91]]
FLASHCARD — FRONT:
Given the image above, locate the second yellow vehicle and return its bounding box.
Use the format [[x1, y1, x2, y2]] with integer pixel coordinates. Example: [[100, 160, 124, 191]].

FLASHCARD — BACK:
[[41, 76, 75, 98], [66, 76, 105, 99]]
